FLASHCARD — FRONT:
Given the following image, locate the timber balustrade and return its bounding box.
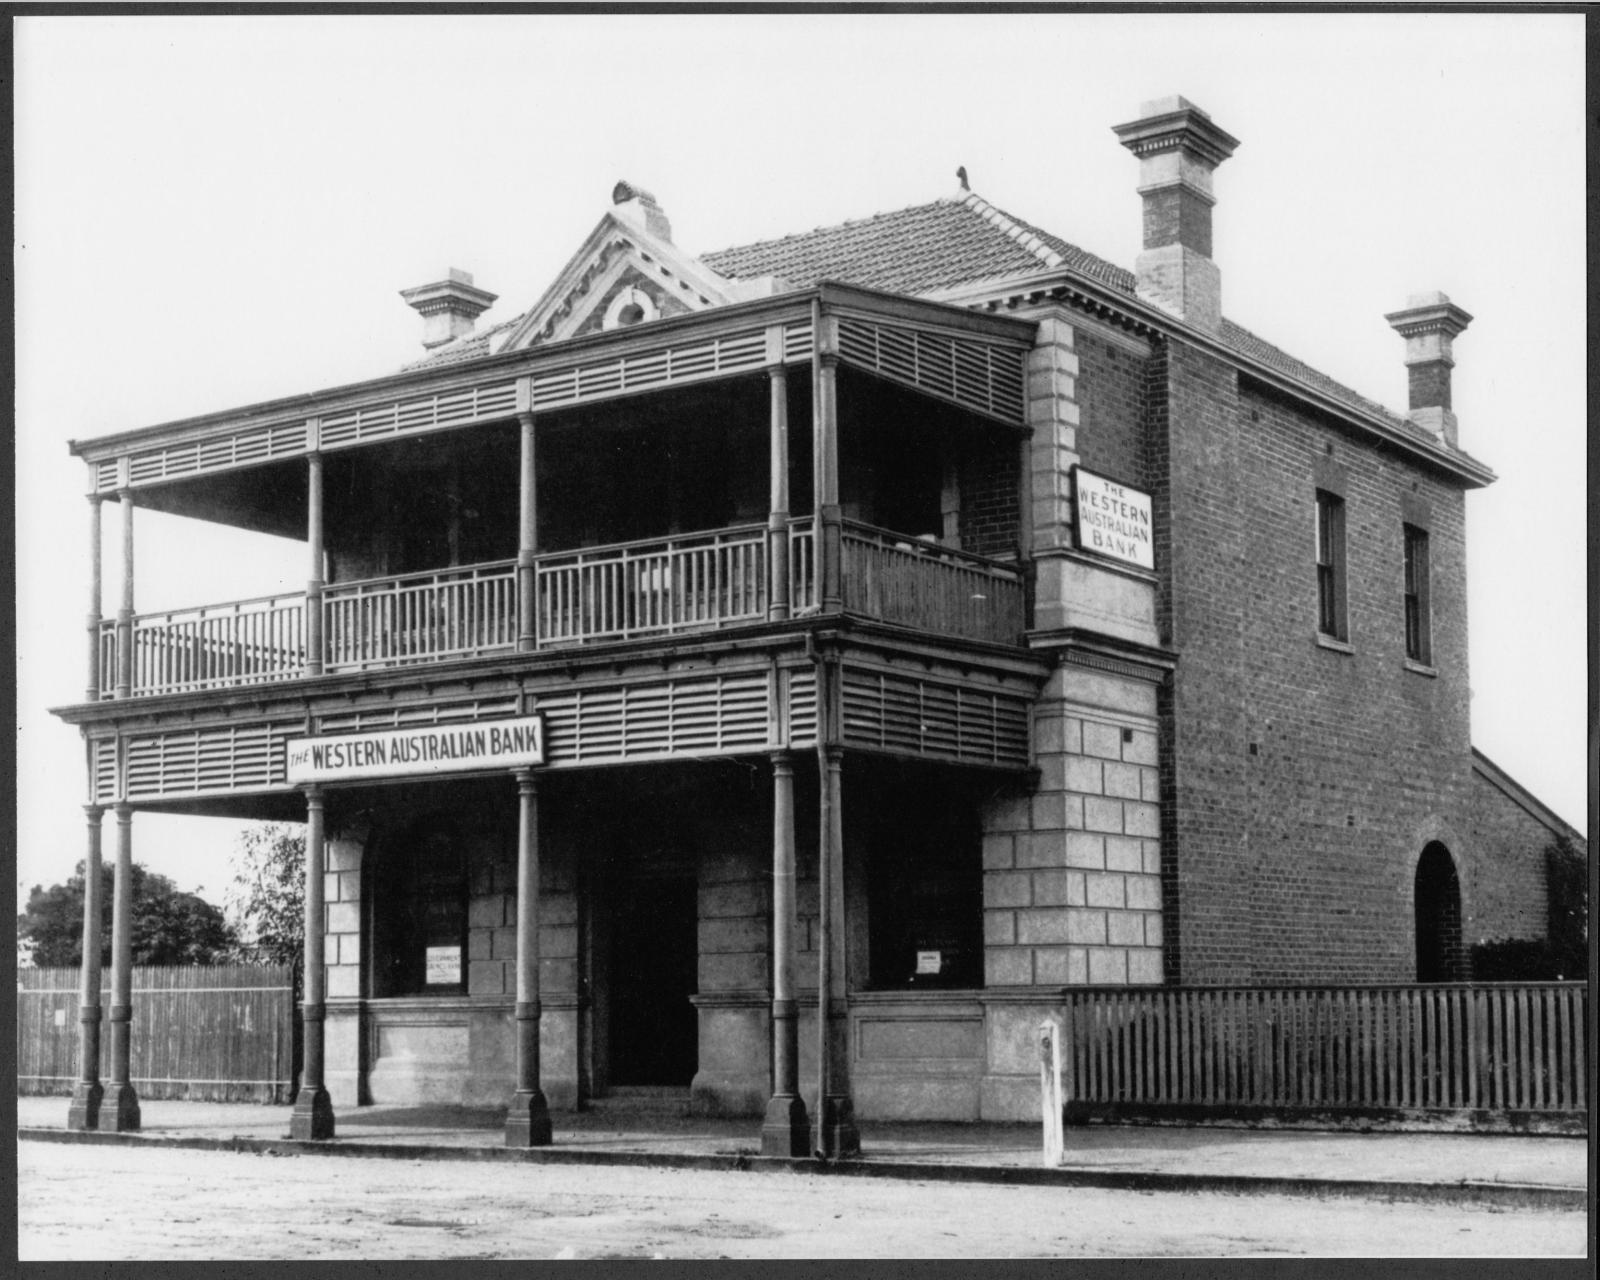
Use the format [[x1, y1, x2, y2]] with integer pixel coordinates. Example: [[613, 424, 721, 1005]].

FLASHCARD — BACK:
[[536, 524, 768, 644], [1060, 982, 1589, 1123], [322, 560, 518, 672], [841, 519, 1024, 645], [100, 594, 307, 698], [96, 518, 1024, 696]]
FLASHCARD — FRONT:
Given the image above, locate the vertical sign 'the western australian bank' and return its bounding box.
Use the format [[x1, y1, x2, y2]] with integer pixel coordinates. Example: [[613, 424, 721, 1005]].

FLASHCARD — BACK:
[[286, 715, 545, 784], [1071, 467, 1154, 571]]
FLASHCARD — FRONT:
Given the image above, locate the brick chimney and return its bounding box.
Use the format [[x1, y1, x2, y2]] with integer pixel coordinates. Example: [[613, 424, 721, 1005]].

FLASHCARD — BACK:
[[1385, 292, 1472, 447], [611, 180, 672, 242], [399, 268, 498, 350], [1113, 96, 1239, 332]]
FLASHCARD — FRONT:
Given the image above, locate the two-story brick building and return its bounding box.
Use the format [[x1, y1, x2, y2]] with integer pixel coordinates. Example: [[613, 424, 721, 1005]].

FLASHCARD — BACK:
[[55, 96, 1579, 1150]]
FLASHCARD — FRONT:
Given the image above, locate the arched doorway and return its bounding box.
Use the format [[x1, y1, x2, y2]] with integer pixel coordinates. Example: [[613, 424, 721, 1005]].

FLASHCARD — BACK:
[[1414, 842, 1465, 982]]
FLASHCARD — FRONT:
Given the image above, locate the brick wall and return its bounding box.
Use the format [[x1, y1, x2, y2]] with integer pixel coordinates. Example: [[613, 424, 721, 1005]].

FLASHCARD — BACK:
[[1464, 766, 1561, 948], [1073, 326, 1148, 489], [1156, 340, 1477, 982], [958, 439, 1020, 559]]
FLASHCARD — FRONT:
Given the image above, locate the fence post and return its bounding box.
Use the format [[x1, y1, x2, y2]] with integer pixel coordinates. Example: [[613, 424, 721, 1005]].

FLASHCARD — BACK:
[[1040, 1018, 1064, 1165]]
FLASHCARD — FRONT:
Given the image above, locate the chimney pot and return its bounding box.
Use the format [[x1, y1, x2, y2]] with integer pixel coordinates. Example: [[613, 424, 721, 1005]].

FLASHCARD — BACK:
[[1113, 96, 1239, 331], [399, 268, 498, 350], [1385, 293, 1472, 447]]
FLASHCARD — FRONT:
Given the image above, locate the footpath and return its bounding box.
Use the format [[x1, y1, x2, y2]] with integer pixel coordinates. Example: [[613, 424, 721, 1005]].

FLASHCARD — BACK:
[[17, 1095, 1587, 1209]]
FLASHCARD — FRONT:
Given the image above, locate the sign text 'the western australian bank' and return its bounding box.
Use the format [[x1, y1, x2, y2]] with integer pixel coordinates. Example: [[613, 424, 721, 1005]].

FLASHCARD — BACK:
[[286, 716, 545, 784], [1071, 467, 1154, 571]]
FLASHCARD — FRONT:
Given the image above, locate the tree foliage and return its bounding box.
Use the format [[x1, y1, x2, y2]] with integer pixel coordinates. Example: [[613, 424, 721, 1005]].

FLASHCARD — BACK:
[[1545, 834, 1588, 980], [225, 823, 305, 971], [17, 861, 238, 967]]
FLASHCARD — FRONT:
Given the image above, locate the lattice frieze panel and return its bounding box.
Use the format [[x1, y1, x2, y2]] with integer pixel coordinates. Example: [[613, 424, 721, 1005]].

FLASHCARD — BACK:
[[836, 317, 1026, 425], [122, 421, 311, 489], [315, 697, 521, 736], [839, 667, 1030, 767], [90, 739, 119, 805], [123, 721, 302, 801], [540, 672, 772, 766], [529, 329, 768, 410], [319, 381, 519, 450]]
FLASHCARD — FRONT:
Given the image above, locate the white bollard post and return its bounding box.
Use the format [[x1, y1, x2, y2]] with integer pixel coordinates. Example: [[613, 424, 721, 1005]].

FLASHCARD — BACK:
[[1039, 1018, 1064, 1166]]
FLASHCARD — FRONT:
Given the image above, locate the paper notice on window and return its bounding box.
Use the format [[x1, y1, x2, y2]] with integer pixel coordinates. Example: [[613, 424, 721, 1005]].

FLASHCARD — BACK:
[[426, 946, 461, 985], [916, 950, 942, 975]]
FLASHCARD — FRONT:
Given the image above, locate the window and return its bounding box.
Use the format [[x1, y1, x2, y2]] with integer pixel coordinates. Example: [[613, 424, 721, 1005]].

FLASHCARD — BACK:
[[1403, 524, 1431, 663], [1315, 490, 1347, 641], [372, 817, 467, 997]]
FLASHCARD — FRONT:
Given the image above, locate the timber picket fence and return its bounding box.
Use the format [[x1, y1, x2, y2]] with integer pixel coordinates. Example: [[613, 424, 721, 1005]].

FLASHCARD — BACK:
[[1061, 982, 1589, 1130], [17, 964, 296, 1103]]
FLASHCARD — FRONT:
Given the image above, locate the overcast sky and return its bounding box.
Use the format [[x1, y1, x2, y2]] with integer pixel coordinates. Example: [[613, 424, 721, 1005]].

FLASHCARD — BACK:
[[15, 14, 1587, 906]]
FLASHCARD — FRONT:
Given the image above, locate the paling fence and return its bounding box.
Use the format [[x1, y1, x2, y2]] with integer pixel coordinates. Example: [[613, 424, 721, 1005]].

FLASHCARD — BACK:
[[1060, 982, 1588, 1128], [17, 964, 297, 1104]]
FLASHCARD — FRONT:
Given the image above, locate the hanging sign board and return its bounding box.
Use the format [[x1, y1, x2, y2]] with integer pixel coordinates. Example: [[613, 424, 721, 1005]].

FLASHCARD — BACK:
[[286, 715, 544, 784], [1072, 467, 1154, 571]]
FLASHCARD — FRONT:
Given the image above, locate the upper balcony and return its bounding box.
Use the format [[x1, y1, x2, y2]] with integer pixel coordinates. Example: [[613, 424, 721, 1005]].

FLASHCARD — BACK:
[[71, 285, 1038, 706]]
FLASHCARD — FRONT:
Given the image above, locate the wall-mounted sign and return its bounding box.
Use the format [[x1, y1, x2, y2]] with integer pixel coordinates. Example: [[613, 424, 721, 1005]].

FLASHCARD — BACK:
[[916, 950, 943, 975], [1072, 467, 1154, 571], [425, 946, 461, 986], [286, 715, 544, 784]]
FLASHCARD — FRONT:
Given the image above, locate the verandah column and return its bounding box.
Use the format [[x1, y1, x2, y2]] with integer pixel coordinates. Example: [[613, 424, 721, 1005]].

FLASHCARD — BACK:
[[761, 751, 808, 1155], [67, 804, 106, 1129], [812, 303, 842, 615], [290, 785, 334, 1139], [104, 803, 140, 1130], [305, 445, 325, 676], [517, 411, 539, 653], [85, 493, 102, 702], [114, 488, 135, 699], [812, 650, 859, 1158], [766, 330, 791, 622], [506, 767, 552, 1146]]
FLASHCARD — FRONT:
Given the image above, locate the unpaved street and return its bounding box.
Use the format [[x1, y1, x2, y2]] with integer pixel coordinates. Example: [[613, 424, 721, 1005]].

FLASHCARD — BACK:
[[17, 1140, 1585, 1259]]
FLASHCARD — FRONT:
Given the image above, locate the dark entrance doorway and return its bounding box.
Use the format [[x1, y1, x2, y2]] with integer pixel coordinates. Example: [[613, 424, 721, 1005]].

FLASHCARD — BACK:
[[1415, 841, 1465, 982], [608, 870, 699, 1086]]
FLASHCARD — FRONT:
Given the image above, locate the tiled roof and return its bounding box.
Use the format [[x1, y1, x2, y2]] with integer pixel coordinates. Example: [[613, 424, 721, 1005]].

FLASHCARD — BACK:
[[701, 193, 1132, 295], [1219, 320, 1421, 438], [403, 189, 1432, 448]]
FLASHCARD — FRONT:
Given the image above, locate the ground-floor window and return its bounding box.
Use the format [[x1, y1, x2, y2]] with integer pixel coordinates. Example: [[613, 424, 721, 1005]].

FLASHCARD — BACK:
[[858, 760, 984, 989], [372, 815, 468, 997]]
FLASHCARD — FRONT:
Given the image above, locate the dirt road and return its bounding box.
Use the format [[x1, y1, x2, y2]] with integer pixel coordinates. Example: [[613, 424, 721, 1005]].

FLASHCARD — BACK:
[[18, 1140, 1585, 1260]]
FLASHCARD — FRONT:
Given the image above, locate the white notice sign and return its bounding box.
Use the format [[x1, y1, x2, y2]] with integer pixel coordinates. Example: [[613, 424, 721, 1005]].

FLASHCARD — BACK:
[[1072, 467, 1155, 570], [286, 715, 544, 784], [426, 946, 461, 986], [916, 950, 942, 975]]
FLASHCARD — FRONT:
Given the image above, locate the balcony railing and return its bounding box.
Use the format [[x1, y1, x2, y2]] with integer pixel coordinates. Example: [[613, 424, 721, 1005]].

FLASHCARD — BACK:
[[100, 593, 307, 698], [323, 561, 518, 673], [537, 525, 767, 645], [841, 519, 1023, 646], [97, 518, 1025, 697]]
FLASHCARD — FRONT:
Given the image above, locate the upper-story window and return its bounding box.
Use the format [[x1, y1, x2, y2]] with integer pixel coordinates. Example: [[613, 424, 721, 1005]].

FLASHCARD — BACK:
[[1315, 490, 1348, 641], [1403, 523, 1431, 664]]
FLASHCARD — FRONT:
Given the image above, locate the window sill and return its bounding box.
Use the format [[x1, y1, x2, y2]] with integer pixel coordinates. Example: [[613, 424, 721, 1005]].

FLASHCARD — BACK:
[[1404, 659, 1438, 678], [1315, 633, 1354, 655]]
